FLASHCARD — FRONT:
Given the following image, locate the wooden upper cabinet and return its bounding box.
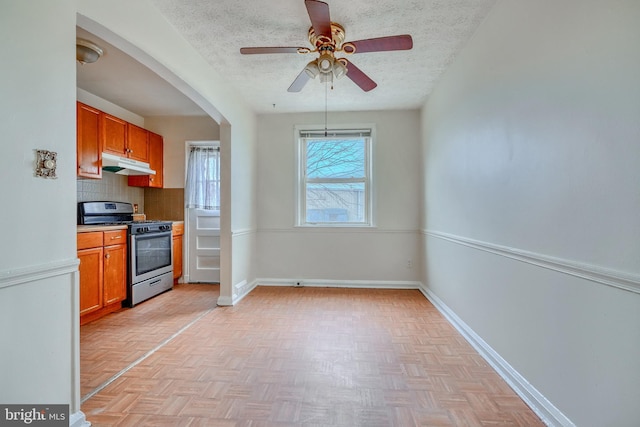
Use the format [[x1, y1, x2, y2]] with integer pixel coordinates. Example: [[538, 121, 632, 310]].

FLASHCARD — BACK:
[[77, 102, 160, 181], [101, 115, 149, 163], [76, 102, 102, 179], [128, 131, 163, 188], [126, 123, 150, 163], [102, 113, 128, 156]]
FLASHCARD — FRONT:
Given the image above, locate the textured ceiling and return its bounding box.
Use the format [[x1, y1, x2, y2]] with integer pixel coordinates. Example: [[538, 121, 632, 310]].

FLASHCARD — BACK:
[[78, 0, 497, 116]]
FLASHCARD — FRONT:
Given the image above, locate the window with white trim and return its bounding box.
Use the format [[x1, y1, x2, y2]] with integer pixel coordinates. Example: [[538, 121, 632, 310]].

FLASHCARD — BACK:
[[297, 128, 373, 226]]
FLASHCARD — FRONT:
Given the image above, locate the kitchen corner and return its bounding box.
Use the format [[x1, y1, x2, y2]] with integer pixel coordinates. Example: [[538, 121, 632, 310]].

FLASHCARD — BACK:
[[76, 184, 187, 325]]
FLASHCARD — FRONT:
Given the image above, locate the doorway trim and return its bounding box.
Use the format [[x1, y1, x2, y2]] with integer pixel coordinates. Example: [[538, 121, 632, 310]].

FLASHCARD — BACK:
[[183, 140, 221, 284]]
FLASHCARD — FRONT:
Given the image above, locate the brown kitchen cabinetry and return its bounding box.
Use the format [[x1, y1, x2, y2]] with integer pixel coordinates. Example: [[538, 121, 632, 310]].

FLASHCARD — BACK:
[[77, 229, 128, 325], [128, 131, 163, 188], [76, 102, 102, 179], [101, 113, 128, 157], [103, 230, 128, 306], [172, 222, 184, 284], [101, 117, 149, 163], [126, 123, 150, 163], [76, 101, 162, 178], [78, 245, 103, 316]]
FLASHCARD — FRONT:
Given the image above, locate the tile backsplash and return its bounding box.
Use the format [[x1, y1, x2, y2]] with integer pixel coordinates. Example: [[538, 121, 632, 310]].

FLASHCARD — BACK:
[[77, 171, 145, 211], [77, 172, 185, 221], [145, 188, 185, 221]]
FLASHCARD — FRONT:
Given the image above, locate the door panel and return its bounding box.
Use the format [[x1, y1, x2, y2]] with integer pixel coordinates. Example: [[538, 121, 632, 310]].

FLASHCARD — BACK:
[[188, 208, 220, 283], [103, 244, 127, 305], [78, 247, 103, 315]]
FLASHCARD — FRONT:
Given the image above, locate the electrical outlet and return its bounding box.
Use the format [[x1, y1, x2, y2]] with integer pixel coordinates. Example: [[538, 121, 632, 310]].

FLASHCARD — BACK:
[[407, 259, 413, 269]]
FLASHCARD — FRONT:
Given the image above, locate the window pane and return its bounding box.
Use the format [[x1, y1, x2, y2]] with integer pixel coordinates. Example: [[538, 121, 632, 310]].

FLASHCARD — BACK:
[[306, 139, 365, 179], [306, 183, 365, 223]]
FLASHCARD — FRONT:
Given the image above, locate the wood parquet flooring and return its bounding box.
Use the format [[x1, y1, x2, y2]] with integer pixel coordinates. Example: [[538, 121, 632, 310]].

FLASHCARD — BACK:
[[80, 283, 220, 399], [81, 286, 544, 426]]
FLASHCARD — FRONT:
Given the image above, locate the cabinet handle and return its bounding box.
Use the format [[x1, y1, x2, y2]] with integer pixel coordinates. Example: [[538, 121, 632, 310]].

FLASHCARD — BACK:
[[110, 235, 121, 240], [105, 253, 110, 259]]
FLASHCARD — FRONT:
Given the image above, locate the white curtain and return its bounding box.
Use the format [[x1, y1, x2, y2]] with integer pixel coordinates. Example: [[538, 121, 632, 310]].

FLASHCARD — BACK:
[[185, 146, 220, 210]]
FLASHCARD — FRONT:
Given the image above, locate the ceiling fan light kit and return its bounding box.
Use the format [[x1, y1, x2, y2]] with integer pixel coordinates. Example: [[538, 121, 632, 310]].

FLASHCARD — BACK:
[[240, 0, 413, 92], [332, 58, 348, 79], [317, 53, 334, 73], [304, 61, 321, 78]]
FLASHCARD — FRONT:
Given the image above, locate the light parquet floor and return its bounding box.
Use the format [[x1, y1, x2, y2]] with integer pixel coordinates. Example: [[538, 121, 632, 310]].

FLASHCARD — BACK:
[[80, 283, 220, 398], [81, 286, 544, 426]]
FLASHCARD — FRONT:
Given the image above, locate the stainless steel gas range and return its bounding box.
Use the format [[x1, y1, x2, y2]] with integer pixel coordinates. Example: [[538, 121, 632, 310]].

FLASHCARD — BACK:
[[78, 201, 173, 306]]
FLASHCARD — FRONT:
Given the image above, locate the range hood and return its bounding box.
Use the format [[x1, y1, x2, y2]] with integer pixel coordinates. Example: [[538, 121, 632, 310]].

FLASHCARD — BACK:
[[102, 152, 155, 176]]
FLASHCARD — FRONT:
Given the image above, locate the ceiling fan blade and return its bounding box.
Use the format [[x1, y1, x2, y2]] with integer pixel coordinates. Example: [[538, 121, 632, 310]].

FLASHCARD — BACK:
[[346, 35, 413, 54], [288, 69, 312, 92], [343, 59, 377, 92], [305, 0, 332, 38], [240, 47, 305, 54]]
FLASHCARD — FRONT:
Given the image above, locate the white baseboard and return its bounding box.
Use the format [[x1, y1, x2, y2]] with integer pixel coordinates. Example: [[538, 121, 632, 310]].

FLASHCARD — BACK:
[[217, 279, 258, 306], [69, 411, 90, 427], [257, 278, 421, 289], [418, 284, 574, 427], [233, 279, 258, 305], [216, 295, 233, 306]]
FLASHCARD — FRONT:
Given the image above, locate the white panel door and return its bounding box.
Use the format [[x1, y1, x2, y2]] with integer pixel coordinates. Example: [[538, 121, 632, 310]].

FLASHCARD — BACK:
[[187, 208, 220, 283]]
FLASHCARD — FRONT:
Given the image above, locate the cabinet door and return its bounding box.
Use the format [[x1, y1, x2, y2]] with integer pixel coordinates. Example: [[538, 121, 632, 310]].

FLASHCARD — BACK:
[[128, 131, 163, 188], [172, 235, 182, 281], [126, 123, 149, 162], [78, 247, 103, 315], [76, 102, 102, 178], [102, 113, 127, 156], [103, 243, 127, 306], [147, 131, 163, 188]]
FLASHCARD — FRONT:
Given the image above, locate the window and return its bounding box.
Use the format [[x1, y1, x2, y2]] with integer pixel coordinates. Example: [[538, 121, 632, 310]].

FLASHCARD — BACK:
[[297, 128, 373, 226], [185, 145, 220, 210]]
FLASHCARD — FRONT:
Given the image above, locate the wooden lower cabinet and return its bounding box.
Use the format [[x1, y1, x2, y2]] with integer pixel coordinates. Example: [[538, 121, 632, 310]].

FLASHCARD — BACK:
[[103, 241, 127, 306], [78, 246, 103, 315], [78, 229, 127, 325], [172, 222, 184, 283]]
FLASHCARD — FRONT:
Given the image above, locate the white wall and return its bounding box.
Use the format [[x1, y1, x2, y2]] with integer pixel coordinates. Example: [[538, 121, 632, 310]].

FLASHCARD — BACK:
[[77, 88, 145, 127], [0, 0, 81, 421], [256, 110, 422, 285], [145, 116, 220, 189], [421, 1, 640, 425]]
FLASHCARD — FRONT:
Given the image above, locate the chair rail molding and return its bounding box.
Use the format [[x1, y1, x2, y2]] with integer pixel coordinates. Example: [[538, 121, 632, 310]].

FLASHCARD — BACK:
[[0, 258, 79, 291], [423, 230, 640, 295]]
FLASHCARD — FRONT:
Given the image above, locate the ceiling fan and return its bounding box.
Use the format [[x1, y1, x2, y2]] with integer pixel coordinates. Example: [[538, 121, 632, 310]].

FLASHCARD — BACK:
[[239, 0, 413, 92]]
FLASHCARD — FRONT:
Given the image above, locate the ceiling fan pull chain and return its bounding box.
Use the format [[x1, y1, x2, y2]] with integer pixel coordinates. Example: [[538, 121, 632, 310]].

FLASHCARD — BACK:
[[324, 79, 328, 137]]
